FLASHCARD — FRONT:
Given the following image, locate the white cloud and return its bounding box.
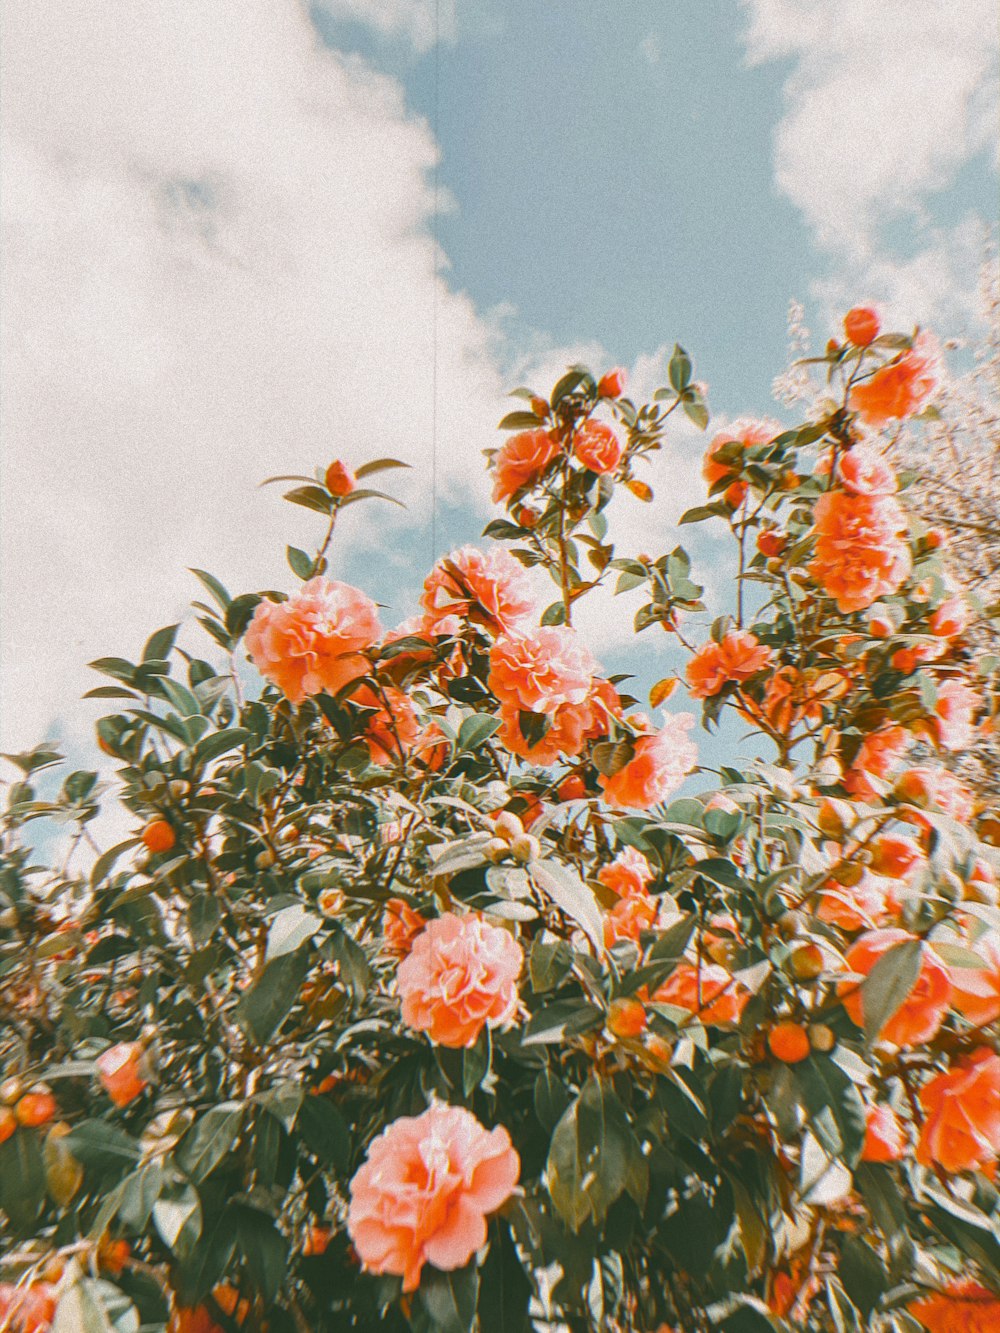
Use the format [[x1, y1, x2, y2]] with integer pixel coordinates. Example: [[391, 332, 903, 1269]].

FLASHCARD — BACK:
[[314, 0, 459, 53], [741, 0, 998, 326], [0, 1, 515, 753]]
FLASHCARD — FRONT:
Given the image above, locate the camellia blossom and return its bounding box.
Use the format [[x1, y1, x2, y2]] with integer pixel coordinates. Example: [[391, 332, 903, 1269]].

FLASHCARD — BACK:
[[839, 929, 951, 1046], [818, 871, 896, 932], [861, 1102, 907, 1162], [843, 305, 880, 347], [347, 1103, 520, 1292], [895, 765, 975, 824], [842, 724, 909, 799], [929, 593, 970, 638], [949, 929, 1000, 1028], [489, 628, 597, 715], [915, 1047, 1000, 1174], [492, 428, 560, 502], [599, 847, 654, 899], [931, 678, 978, 751], [246, 578, 381, 705], [397, 913, 523, 1048], [702, 419, 779, 488], [909, 1279, 1000, 1333], [809, 490, 911, 613], [870, 834, 926, 880], [420, 546, 535, 636], [598, 713, 698, 810], [837, 446, 898, 496], [652, 962, 749, 1026], [685, 630, 773, 699], [849, 331, 940, 425], [0, 1283, 57, 1333], [349, 683, 419, 765], [383, 899, 426, 958], [604, 892, 662, 946], [573, 419, 622, 473]]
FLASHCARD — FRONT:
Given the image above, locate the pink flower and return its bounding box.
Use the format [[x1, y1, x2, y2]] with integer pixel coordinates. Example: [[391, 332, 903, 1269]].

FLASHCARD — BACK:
[[685, 631, 773, 699], [932, 679, 977, 751], [574, 419, 623, 473], [818, 871, 896, 932], [347, 1103, 520, 1292], [349, 683, 420, 765], [702, 419, 779, 488], [809, 491, 911, 613], [492, 428, 560, 502], [929, 594, 970, 638], [397, 913, 523, 1048], [652, 963, 749, 1026], [489, 628, 597, 715], [246, 578, 381, 705], [838, 928, 951, 1046], [599, 847, 654, 899], [838, 446, 898, 496], [861, 1103, 907, 1162], [497, 698, 592, 765], [383, 899, 427, 958], [604, 893, 662, 946], [598, 713, 698, 810], [916, 1047, 1000, 1174], [949, 930, 1000, 1028], [850, 331, 940, 425], [843, 725, 909, 799], [895, 765, 974, 823], [420, 546, 535, 636]]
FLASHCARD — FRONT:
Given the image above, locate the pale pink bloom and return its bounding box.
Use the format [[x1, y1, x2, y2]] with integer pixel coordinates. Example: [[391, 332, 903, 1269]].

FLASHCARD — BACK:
[[246, 578, 381, 704], [599, 847, 654, 899], [489, 628, 597, 715], [850, 331, 941, 425], [347, 1103, 520, 1292], [843, 725, 908, 799], [397, 913, 523, 1048], [421, 546, 535, 636], [861, 1103, 907, 1162], [895, 765, 974, 823], [598, 713, 698, 810], [949, 929, 1000, 1028], [818, 871, 896, 932], [929, 594, 971, 638], [809, 490, 911, 613], [838, 446, 898, 496], [932, 679, 978, 751]]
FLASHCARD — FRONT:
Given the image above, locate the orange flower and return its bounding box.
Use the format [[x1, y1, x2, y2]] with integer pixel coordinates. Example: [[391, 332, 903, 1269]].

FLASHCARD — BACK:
[[246, 577, 381, 705], [0, 1283, 57, 1333], [870, 834, 925, 879], [949, 930, 1000, 1028], [97, 1042, 148, 1107], [843, 305, 881, 347], [489, 628, 596, 716], [701, 419, 778, 488], [838, 445, 898, 496], [348, 683, 419, 765], [758, 666, 827, 734], [809, 490, 911, 613], [604, 893, 661, 946], [839, 929, 951, 1046], [347, 1103, 520, 1292], [492, 428, 560, 502], [383, 899, 426, 958], [861, 1102, 907, 1162], [685, 630, 773, 699], [598, 847, 654, 899], [843, 725, 909, 799], [497, 698, 592, 765], [598, 367, 627, 398], [397, 913, 523, 1048], [420, 546, 535, 636], [850, 331, 940, 424], [573, 419, 622, 473], [895, 765, 974, 823], [598, 713, 698, 810], [916, 1048, 1000, 1174], [909, 1279, 1000, 1332], [652, 962, 749, 1026], [818, 871, 895, 932], [929, 594, 970, 638]]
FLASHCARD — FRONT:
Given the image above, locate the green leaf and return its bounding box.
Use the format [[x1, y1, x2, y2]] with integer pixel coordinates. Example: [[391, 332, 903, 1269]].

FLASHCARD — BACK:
[[547, 1075, 635, 1232], [0, 1127, 46, 1229], [329, 928, 371, 999], [283, 484, 333, 515], [191, 727, 251, 767], [419, 1263, 480, 1333], [522, 999, 604, 1046], [529, 936, 574, 994], [64, 1121, 140, 1176], [88, 657, 137, 683], [838, 1235, 887, 1319], [682, 392, 710, 430], [859, 937, 923, 1044], [188, 894, 221, 947], [189, 568, 232, 610], [143, 624, 180, 662], [457, 714, 502, 753], [668, 343, 692, 394], [679, 503, 727, 525], [286, 545, 314, 580], [530, 860, 604, 953], [175, 1103, 243, 1182], [266, 904, 321, 961], [794, 1055, 866, 1167], [173, 1204, 239, 1306], [540, 600, 568, 626], [479, 1221, 532, 1333], [90, 838, 140, 889], [52, 1275, 118, 1333], [153, 1184, 203, 1258], [354, 457, 411, 479], [551, 369, 589, 406], [498, 411, 545, 430], [236, 1205, 289, 1303], [236, 949, 309, 1044], [297, 1095, 351, 1174]]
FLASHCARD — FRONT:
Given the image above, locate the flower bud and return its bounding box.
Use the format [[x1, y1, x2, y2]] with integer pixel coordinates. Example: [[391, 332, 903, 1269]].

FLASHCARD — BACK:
[[843, 306, 880, 347], [325, 460, 356, 497], [607, 997, 647, 1039], [808, 1023, 836, 1052], [597, 368, 627, 398], [493, 812, 523, 842], [509, 833, 540, 864]]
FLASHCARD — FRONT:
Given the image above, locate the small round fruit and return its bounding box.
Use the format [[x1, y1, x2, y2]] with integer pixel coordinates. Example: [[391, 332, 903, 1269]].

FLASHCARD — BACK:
[[767, 1022, 811, 1064], [557, 774, 587, 802], [509, 834, 540, 864], [808, 1023, 836, 1053], [607, 998, 647, 1039], [15, 1089, 57, 1127], [255, 849, 277, 870], [789, 943, 824, 981], [141, 820, 176, 854], [0, 1076, 24, 1105], [0, 1107, 16, 1143]]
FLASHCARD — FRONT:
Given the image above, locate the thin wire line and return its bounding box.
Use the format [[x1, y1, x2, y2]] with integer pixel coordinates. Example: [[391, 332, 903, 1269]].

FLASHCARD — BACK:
[[430, 0, 440, 564]]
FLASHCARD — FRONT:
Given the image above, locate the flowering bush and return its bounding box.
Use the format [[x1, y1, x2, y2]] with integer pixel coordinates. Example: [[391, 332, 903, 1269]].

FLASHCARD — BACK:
[[1, 321, 999, 1332]]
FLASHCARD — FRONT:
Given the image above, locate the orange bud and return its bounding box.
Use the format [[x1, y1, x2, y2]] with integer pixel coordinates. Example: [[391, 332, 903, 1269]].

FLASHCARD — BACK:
[[843, 306, 881, 347], [626, 479, 653, 502], [530, 396, 549, 419], [517, 505, 540, 528], [724, 481, 748, 508], [0, 1107, 16, 1143], [597, 368, 627, 398], [756, 528, 788, 557], [607, 997, 648, 1039], [324, 460, 356, 497], [97, 1042, 148, 1108], [15, 1090, 57, 1128], [767, 1022, 811, 1063], [141, 819, 176, 854], [556, 774, 587, 802]]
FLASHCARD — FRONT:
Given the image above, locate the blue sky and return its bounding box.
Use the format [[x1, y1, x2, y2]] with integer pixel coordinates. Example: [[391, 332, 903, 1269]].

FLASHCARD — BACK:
[[2, 0, 997, 784]]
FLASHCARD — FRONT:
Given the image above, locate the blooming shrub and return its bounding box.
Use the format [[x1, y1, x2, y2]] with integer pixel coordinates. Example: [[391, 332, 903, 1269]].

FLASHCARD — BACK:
[[0, 321, 998, 1332]]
